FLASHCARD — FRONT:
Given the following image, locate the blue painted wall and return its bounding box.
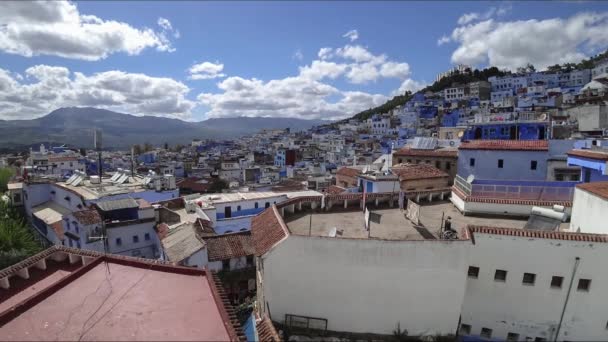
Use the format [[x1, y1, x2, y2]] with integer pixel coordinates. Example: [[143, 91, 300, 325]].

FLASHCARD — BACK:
[[458, 150, 548, 181], [568, 156, 608, 182], [463, 122, 547, 141]]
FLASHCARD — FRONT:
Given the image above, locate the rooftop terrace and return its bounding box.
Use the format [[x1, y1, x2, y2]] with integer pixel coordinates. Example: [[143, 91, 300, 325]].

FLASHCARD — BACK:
[[284, 202, 545, 240]]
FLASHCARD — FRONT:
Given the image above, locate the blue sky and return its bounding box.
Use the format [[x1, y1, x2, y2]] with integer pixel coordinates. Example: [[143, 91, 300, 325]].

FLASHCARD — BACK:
[[1, 1, 607, 121]]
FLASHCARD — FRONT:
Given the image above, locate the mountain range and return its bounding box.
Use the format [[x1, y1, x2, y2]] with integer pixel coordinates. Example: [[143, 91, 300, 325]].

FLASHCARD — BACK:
[[0, 107, 327, 150]]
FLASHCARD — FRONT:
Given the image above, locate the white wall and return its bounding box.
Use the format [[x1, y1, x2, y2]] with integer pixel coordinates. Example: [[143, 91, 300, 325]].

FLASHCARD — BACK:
[[462, 232, 608, 341], [260, 235, 470, 336], [570, 188, 608, 234], [183, 248, 207, 268], [106, 221, 158, 258]]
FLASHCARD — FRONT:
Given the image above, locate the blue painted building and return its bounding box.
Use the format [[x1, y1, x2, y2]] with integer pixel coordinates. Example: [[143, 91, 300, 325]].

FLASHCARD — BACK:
[[463, 122, 548, 141], [567, 149, 608, 182]]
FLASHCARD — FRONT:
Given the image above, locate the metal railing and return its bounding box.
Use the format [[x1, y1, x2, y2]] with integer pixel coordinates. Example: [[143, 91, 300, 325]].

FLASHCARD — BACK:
[[453, 175, 472, 196], [454, 175, 575, 202]]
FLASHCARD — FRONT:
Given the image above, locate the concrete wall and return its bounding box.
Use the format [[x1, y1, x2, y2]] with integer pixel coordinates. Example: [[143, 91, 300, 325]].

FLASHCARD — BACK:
[[570, 188, 608, 234], [182, 248, 207, 268], [458, 150, 547, 181], [107, 221, 158, 258], [461, 232, 608, 341], [401, 177, 449, 192], [259, 235, 470, 336]]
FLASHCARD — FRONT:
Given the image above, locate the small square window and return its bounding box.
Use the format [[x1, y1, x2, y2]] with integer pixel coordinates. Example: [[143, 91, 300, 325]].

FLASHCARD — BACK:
[[133, 235, 139, 243], [470, 158, 475, 167], [494, 269, 507, 282], [144, 233, 150, 241], [480, 328, 492, 339], [247, 255, 254, 266], [460, 324, 471, 335], [551, 276, 563, 289], [222, 259, 230, 270], [577, 278, 591, 292], [535, 338, 546, 342], [523, 272, 536, 285], [507, 332, 520, 341], [468, 266, 479, 278], [446, 162, 451, 170], [498, 159, 504, 168], [531, 160, 538, 170], [116, 238, 122, 246]]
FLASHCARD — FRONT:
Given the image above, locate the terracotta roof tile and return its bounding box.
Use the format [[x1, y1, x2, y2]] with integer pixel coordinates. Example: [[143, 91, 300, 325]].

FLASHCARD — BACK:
[[48, 156, 79, 163], [256, 317, 282, 342], [327, 185, 347, 194], [251, 206, 289, 256], [567, 149, 608, 161], [392, 163, 449, 181], [460, 140, 548, 151], [468, 225, 608, 243], [204, 231, 255, 262], [577, 181, 608, 200], [394, 147, 458, 158], [72, 209, 101, 225], [336, 167, 362, 178]]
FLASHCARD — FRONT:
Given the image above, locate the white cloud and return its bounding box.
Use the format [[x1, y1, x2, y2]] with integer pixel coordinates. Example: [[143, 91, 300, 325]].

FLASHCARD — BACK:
[[447, 12, 608, 70], [293, 49, 304, 61], [458, 13, 480, 25], [157, 17, 173, 31], [456, 4, 511, 25], [188, 61, 226, 80], [318, 47, 333, 60], [437, 35, 451, 46], [342, 29, 359, 42], [0, 65, 195, 119], [299, 60, 348, 80], [392, 79, 426, 96], [0, 1, 175, 61]]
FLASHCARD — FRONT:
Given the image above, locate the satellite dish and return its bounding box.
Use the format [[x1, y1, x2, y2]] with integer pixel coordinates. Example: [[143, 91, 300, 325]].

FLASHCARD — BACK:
[[466, 175, 475, 183], [540, 113, 547, 121], [457, 131, 464, 138]]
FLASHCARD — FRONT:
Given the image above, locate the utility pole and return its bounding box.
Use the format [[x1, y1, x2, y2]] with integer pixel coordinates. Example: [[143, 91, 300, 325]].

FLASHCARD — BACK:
[[555, 256, 580, 341]]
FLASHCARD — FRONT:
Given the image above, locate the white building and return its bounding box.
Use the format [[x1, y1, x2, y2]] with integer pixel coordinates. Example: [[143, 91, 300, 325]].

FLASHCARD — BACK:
[[444, 84, 470, 101], [592, 59, 608, 79], [570, 182, 608, 234]]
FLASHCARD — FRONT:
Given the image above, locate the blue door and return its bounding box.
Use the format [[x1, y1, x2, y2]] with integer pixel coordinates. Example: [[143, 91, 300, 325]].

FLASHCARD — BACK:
[[366, 181, 373, 193]]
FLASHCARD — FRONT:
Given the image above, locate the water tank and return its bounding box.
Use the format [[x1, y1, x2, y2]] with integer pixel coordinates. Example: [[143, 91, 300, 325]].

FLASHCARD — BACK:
[[90, 175, 101, 184]]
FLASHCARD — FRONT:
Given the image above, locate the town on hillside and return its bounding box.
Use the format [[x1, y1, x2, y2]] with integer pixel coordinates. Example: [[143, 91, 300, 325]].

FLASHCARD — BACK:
[[3, 9, 608, 342]]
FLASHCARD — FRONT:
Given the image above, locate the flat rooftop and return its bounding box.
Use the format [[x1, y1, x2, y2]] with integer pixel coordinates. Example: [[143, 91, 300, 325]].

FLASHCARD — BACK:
[[0, 260, 232, 341], [285, 202, 559, 240]]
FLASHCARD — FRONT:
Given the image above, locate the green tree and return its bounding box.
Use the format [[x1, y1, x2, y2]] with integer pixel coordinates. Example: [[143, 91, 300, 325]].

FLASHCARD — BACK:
[[208, 178, 229, 193], [133, 144, 143, 155], [0, 202, 42, 269], [0, 167, 14, 192]]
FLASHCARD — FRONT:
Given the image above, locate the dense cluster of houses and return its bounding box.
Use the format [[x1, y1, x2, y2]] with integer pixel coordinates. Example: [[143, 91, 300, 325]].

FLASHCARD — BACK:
[[2, 57, 608, 341]]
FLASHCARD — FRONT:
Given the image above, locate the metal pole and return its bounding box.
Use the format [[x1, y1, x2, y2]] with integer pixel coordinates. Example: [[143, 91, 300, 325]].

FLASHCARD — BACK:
[[555, 256, 580, 341], [308, 212, 312, 236]]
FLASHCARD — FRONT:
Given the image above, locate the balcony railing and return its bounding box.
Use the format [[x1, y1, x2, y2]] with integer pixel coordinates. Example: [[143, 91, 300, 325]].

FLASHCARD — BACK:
[[453, 175, 576, 202]]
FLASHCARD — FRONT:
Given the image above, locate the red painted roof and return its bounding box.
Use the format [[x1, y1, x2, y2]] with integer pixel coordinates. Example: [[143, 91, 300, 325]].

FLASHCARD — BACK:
[[392, 163, 449, 181], [251, 206, 289, 256], [0, 246, 245, 341], [577, 181, 608, 200], [204, 231, 255, 262], [394, 147, 458, 158], [468, 225, 608, 242], [567, 149, 608, 161], [72, 209, 101, 225], [460, 140, 549, 151], [327, 185, 347, 194], [336, 167, 361, 178]]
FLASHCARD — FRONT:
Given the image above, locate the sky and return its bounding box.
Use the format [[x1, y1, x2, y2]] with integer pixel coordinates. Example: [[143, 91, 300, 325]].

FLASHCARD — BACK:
[[1, 1, 608, 122]]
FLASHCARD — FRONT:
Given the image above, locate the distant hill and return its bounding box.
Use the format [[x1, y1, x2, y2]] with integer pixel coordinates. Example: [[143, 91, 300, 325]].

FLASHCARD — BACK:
[[0, 107, 327, 149]]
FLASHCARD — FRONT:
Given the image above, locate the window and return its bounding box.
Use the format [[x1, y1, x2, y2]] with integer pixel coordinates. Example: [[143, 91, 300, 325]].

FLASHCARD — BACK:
[[398, 158, 403, 164], [222, 259, 230, 270], [498, 159, 504, 168], [535, 338, 546, 342], [531, 160, 537, 170], [555, 174, 564, 181], [468, 266, 479, 278], [470, 158, 475, 167], [523, 272, 536, 285], [480, 328, 492, 339], [407, 159, 412, 163], [255, 202, 259, 209], [446, 162, 451, 170], [246, 255, 254, 267], [133, 235, 139, 243], [116, 238, 122, 246], [577, 278, 591, 292], [551, 276, 563, 289], [459, 324, 471, 335], [265, 202, 270, 208], [435, 161, 441, 169], [494, 269, 507, 282], [144, 233, 150, 241], [237, 205, 241, 211], [507, 333, 520, 341]]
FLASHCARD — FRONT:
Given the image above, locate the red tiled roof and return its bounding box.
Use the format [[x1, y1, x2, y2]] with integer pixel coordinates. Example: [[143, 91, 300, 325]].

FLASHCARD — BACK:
[[204, 231, 255, 262], [392, 163, 449, 181], [452, 186, 572, 207], [577, 181, 608, 200], [468, 225, 608, 243], [567, 149, 608, 161], [336, 167, 362, 178], [72, 209, 101, 225], [256, 317, 282, 342], [394, 147, 458, 158], [459, 140, 548, 151], [327, 185, 347, 194], [177, 177, 211, 192], [251, 206, 289, 256]]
